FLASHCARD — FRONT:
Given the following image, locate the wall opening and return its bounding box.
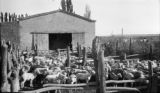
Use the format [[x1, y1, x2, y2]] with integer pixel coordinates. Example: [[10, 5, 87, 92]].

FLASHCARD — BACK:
[[49, 33, 72, 50]]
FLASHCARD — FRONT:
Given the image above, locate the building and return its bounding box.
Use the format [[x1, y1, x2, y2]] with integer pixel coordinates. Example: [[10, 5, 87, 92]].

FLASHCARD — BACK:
[[0, 10, 96, 51], [19, 10, 96, 50]]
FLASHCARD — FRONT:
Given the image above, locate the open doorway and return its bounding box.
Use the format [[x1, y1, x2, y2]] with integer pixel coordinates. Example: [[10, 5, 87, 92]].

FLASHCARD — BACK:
[[49, 33, 72, 50]]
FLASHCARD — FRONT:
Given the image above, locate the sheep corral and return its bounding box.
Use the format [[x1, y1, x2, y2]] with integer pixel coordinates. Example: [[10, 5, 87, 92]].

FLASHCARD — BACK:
[[0, 37, 160, 93]]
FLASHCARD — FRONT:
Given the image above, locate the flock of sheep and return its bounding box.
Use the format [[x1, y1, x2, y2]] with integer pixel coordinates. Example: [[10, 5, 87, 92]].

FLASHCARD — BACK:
[[18, 49, 160, 90], [19, 50, 95, 89]]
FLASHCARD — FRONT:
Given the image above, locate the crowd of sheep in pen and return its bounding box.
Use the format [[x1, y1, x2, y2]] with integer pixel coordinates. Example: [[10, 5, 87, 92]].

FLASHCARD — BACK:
[[0, 38, 160, 93]]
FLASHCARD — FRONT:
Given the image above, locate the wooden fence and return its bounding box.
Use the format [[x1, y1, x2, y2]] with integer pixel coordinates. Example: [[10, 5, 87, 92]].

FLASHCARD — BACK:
[[1, 37, 159, 93]]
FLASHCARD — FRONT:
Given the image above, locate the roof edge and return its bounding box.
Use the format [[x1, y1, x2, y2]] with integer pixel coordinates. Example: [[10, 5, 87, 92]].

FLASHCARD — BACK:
[[19, 9, 96, 22]]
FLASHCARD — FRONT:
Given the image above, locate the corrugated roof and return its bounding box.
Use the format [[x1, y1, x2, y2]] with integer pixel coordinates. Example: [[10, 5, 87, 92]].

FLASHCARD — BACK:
[[19, 9, 96, 22]]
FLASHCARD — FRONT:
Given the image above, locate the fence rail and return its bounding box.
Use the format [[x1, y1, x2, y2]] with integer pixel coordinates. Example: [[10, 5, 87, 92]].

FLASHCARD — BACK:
[[19, 82, 97, 93]]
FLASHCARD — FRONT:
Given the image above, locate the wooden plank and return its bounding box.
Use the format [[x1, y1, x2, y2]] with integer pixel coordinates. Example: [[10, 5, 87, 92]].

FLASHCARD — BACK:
[[19, 86, 97, 93], [105, 79, 149, 84], [105, 87, 140, 92], [43, 82, 97, 87], [136, 85, 148, 89], [105, 54, 140, 59]]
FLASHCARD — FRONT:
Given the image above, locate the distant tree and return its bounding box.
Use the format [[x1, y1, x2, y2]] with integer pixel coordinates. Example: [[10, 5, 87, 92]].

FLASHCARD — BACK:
[[8, 13, 12, 22], [61, 0, 66, 11], [18, 15, 21, 20], [25, 13, 28, 17], [4, 12, 8, 22], [84, 4, 91, 19], [21, 14, 24, 19], [69, 2, 73, 13], [0, 12, 4, 22], [66, 0, 73, 13], [11, 14, 14, 22]]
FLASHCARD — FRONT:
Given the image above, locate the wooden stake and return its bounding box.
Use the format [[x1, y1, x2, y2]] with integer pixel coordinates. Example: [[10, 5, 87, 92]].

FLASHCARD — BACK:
[[148, 61, 153, 93], [92, 37, 102, 93], [10, 69, 20, 92], [82, 47, 87, 66], [98, 47, 106, 93], [0, 41, 10, 92], [67, 46, 70, 67], [77, 42, 82, 59], [149, 44, 153, 60]]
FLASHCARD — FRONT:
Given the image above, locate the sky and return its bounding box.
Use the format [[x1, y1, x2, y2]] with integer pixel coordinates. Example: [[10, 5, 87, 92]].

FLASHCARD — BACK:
[[0, 0, 159, 36]]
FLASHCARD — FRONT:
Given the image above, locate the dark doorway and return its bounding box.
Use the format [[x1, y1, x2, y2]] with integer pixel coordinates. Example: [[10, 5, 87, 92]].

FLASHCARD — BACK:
[[49, 33, 72, 50]]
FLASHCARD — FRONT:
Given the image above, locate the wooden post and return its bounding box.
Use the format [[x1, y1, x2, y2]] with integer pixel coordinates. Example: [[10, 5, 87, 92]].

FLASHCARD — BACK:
[[77, 42, 79, 57], [0, 23, 1, 61], [147, 60, 158, 93], [35, 44, 38, 56], [57, 49, 60, 57], [115, 40, 118, 56], [67, 46, 70, 67], [129, 38, 132, 55], [77, 42, 81, 59], [150, 74, 158, 93], [82, 47, 87, 66], [149, 44, 153, 60], [0, 41, 10, 92], [98, 47, 106, 93], [17, 46, 21, 68], [124, 53, 126, 60], [92, 37, 102, 93], [148, 61, 153, 93], [10, 69, 20, 92]]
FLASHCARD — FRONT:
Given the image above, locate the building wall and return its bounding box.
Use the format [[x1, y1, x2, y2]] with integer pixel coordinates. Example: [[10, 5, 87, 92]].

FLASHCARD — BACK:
[[32, 34, 49, 50], [19, 12, 95, 50], [72, 33, 85, 49], [0, 22, 20, 47]]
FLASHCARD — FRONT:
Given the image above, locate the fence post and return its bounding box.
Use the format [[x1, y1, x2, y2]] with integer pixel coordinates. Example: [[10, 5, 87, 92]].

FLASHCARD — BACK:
[[98, 47, 106, 93], [92, 37, 102, 93], [82, 47, 87, 66], [148, 60, 158, 93], [115, 40, 118, 56], [149, 44, 153, 60], [148, 61, 153, 93], [35, 44, 38, 56], [0, 41, 10, 92], [124, 53, 126, 60], [129, 38, 132, 55], [77, 42, 82, 59], [17, 46, 21, 67], [67, 46, 70, 67], [57, 49, 60, 57]]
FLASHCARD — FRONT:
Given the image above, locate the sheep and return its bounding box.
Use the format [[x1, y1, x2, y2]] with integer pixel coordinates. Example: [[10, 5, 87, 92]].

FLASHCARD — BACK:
[[76, 71, 91, 83], [123, 70, 134, 80], [67, 74, 77, 84], [19, 65, 37, 88], [20, 72, 36, 88], [44, 72, 61, 83], [58, 71, 68, 84]]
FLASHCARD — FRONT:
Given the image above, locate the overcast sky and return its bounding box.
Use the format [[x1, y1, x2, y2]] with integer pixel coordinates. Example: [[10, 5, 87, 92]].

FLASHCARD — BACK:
[[0, 0, 159, 36]]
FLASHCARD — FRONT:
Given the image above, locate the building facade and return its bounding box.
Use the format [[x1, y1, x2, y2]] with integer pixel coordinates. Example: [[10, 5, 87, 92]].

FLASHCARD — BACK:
[[19, 10, 96, 50]]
